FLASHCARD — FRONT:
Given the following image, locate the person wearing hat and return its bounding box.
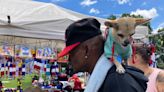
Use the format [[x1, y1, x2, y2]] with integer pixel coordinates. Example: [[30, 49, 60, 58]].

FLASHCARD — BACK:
[[58, 18, 148, 92]]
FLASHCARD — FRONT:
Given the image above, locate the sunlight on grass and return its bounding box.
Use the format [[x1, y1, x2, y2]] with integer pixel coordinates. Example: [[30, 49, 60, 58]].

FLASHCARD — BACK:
[[1, 74, 34, 90]]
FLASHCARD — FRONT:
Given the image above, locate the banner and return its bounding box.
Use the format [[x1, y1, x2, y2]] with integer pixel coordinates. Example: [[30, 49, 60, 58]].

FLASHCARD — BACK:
[[36, 48, 44, 59], [36, 47, 57, 59], [19, 46, 32, 57], [0, 44, 58, 60], [15, 45, 20, 57], [0, 45, 14, 56], [43, 47, 52, 59], [48, 48, 57, 60], [50, 48, 57, 60]]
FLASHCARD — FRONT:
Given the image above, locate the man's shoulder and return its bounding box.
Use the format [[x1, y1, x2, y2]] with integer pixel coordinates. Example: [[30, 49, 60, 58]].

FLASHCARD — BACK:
[[98, 65, 148, 92]]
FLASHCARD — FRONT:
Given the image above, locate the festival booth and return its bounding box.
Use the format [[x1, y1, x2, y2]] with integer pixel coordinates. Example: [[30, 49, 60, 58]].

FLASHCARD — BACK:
[[0, 0, 107, 57], [132, 26, 157, 67], [0, 0, 107, 90], [132, 26, 149, 43]]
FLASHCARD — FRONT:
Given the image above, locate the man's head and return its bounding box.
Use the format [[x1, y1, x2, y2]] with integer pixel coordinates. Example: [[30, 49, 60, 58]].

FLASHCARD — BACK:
[[105, 17, 150, 47], [58, 18, 104, 74]]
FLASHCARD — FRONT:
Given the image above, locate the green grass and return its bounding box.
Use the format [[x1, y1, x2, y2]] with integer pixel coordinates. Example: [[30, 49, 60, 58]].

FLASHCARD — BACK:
[[1, 74, 34, 90]]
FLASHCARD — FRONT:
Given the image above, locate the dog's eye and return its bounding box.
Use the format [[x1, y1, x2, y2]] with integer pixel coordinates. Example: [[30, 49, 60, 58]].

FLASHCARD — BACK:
[[130, 33, 135, 36], [118, 34, 124, 38]]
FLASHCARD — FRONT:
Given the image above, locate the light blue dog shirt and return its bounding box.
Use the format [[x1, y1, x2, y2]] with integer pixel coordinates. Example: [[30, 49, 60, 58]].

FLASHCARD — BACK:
[[104, 29, 132, 63]]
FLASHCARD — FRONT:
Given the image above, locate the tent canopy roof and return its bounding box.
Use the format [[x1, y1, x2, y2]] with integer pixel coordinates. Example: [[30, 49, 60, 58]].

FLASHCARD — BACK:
[[0, 0, 107, 40]]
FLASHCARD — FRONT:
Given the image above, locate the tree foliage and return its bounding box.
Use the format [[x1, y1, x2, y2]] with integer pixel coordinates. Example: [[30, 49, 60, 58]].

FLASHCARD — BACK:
[[107, 14, 116, 20], [150, 28, 164, 68]]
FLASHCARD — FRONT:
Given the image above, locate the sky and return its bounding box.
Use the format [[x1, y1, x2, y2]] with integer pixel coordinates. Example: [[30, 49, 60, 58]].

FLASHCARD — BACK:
[[35, 0, 164, 32]]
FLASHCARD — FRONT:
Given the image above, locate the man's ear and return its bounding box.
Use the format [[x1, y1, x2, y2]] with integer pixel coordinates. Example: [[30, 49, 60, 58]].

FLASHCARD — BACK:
[[104, 20, 118, 29], [135, 18, 151, 26], [85, 45, 89, 55], [81, 42, 89, 56]]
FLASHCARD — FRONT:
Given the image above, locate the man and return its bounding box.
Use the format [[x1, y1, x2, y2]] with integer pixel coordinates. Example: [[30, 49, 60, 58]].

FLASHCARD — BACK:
[[58, 18, 148, 92]]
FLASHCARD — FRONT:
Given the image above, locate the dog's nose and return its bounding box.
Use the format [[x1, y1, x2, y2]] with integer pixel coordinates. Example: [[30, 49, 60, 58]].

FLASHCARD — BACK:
[[124, 40, 130, 45]]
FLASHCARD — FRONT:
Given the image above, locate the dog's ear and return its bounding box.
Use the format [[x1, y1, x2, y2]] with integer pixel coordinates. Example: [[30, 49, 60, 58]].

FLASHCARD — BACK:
[[135, 18, 151, 26], [104, 20, 118, 28]]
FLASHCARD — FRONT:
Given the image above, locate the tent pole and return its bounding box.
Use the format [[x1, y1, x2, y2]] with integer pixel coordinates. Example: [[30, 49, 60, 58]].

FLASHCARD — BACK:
[[7, 15, 11, 24]]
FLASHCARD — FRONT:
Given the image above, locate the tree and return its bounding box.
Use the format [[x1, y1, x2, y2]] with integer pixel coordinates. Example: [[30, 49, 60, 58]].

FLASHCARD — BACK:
[[121, 13, 131, 17], [107, 14, 117, 20], [150, 28, 164, 68], [130, 14, 143, 18]]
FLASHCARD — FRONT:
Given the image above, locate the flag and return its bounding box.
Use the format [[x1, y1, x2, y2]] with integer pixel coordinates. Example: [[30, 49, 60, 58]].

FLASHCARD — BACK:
[[7, 61, 11, 69], [51, 65, 56, 76], [5, 62, 9, 75], [22, 64, 26, 76], [55, 64, 59, 75], [44, 61, 47, 72], [12, 64, 16, 76], [34, 59, 42, 70], [9, 64, 13, 77], [33, 60, 38, 69], [46, 64, 50, 76], [0, 63, 5, 77], [19, 67, 22, 76], [51, 62, 59, 76]]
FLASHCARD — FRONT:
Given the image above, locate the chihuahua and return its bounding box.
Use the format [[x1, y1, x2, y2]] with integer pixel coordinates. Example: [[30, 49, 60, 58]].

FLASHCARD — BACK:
[[104, 17, 150, 73]]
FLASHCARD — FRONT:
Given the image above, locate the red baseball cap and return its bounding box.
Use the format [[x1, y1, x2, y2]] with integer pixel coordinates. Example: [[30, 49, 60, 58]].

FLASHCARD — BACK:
[[58, 42, 80, 57], [58, 18, 102, 58]]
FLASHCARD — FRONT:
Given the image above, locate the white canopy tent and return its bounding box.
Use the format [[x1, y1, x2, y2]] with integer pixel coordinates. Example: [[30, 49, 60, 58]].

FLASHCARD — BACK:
[[0, 0, 149, 48], [0, 0, 107, 41], [132, 26, 149, 43]]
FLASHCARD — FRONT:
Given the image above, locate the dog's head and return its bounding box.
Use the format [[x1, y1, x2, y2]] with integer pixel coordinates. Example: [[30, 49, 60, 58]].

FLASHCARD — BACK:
[[105, 17, 150, 47]]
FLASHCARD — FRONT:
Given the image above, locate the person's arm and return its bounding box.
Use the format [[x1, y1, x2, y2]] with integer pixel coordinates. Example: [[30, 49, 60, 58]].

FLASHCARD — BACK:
[[156, 71, 164, 92]]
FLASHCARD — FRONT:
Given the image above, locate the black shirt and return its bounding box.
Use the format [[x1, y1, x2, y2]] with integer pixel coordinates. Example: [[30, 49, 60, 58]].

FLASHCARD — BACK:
[[98, 65, 148, 92]]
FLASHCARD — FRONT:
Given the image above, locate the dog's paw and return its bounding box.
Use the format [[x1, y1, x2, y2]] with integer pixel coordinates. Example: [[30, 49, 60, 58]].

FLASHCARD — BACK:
[[116, 65, 125, 74]]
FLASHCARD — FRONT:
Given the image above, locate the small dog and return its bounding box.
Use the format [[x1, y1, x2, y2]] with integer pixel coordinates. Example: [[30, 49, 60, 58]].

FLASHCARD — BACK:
[[104, 17, 150, 73]]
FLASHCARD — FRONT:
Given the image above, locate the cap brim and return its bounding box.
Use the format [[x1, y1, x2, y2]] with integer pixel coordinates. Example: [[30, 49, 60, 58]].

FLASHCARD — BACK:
[[58, 42, 80, 58]]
